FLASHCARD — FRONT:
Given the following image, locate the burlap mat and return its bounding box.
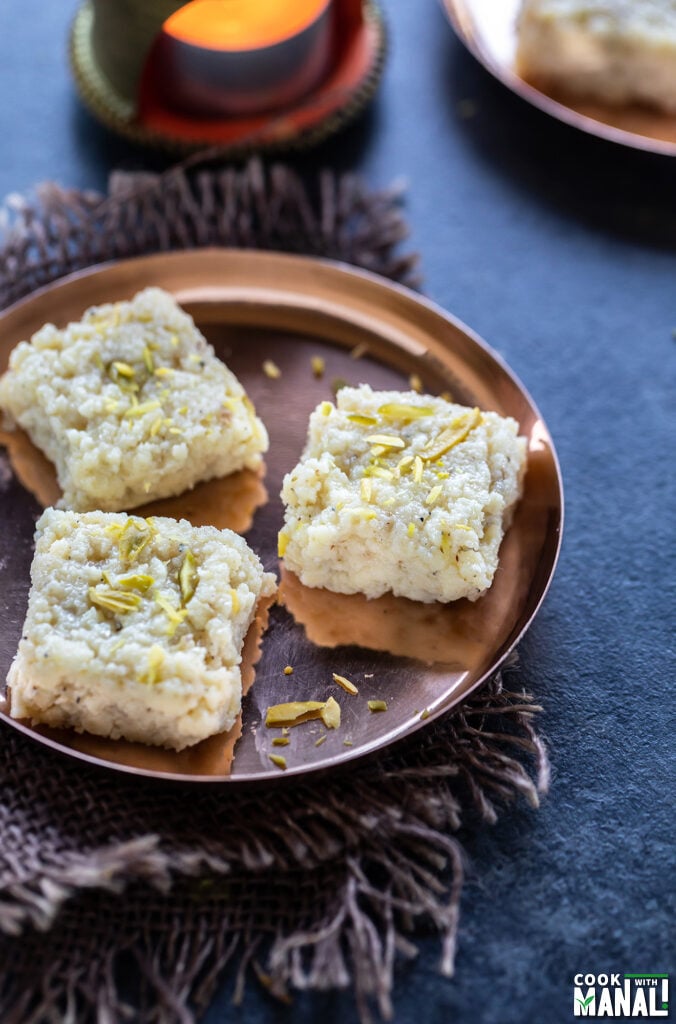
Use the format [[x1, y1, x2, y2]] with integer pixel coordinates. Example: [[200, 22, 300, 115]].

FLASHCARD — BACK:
[[0, 160, 549, 1024]]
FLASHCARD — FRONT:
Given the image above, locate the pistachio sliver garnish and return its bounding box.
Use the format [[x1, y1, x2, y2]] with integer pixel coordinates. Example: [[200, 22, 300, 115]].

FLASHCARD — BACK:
[[138, 645, 165, 685], [266, 697, 342, 730], [155, 593, 189, 636], [332, 673, 358, 696], [278, 532, 290, 557], [425, 485, 443, 506], [262, 359, 281, 379], [88, 587, 142, 614], [118, 517, 157, 563], [378, 402, 434, 421], [365, 434, 406, 449], [111, 361, 135, 379], [421, 407, 481, 461], [347, 413, 378, 426], [124, 400, 162, 419], [320, 696, 341, 729], [178, 551, 198, 604], [364, 466, 394, 480], [368, 700, 388, 713], [115, 573, 155, 592], [142, 346, 155, 373], [265, 701, 327, 728]]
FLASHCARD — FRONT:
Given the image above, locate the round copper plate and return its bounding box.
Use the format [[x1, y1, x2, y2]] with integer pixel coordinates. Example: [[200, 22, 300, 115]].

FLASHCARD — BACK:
[[0, 250, 563, 783], [442, 0, 676, 157]]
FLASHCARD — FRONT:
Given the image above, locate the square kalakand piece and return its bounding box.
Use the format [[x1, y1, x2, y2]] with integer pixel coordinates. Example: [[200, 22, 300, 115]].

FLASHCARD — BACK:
[[8, 509, 277, 750], [0, 287, 268, 511], [279, 385, 527, 604], [517, 0, 676, 114]]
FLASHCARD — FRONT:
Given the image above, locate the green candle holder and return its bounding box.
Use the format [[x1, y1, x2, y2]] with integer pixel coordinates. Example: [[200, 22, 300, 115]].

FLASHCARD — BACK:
[[69, 0, 387, 154]]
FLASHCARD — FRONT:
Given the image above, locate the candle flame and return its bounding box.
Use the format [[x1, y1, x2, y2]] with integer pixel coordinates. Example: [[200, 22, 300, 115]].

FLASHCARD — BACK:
[[163, 0, 330, 51]]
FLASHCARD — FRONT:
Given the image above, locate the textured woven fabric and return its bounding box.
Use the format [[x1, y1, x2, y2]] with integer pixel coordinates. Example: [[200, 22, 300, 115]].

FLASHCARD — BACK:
[[0, 160, 548, 1024]]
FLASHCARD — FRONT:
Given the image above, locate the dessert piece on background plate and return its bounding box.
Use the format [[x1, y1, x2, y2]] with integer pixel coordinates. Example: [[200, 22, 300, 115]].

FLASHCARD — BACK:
[[0, 287, 268, 511], [279, 384, 527, 605], [7, 509, 277, 751], [516, 0, 676, 114]]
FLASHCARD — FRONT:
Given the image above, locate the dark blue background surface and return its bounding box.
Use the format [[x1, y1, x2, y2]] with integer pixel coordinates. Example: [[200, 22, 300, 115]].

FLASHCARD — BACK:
[[0, 2, 673, 1022]]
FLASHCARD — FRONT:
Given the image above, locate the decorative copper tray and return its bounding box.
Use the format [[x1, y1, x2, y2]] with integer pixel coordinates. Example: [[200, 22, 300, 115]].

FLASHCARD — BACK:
[[0, 250, 563, 783], [442, 0, 676, 156]]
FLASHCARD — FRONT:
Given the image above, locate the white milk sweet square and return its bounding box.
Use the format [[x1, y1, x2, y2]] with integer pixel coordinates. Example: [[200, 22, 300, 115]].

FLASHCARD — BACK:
[[0, 287, 268, 511], [517, 0, 676, 113], [279, 385, 527, 604], [7, 509, 277, 750]]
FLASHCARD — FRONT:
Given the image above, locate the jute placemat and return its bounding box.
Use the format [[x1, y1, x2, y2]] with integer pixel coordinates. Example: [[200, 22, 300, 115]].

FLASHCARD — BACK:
[[0, 159, 549, 1024]]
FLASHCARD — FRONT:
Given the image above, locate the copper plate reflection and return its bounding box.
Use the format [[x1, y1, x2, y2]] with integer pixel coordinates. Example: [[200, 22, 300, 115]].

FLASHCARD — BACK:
[[442, 0, 676, 156], [0, 250, 563, 783]]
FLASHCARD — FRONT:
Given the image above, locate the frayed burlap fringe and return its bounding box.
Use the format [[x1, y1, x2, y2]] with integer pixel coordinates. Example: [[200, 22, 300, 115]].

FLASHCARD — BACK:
[[0, 665, 548, 1024], [0, 157, 419, 311], [0, 160, 547, 1023]]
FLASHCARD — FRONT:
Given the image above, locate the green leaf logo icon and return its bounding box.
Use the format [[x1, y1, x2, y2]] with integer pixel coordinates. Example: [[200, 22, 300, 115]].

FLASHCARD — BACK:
[[576, 996, 595, 1008]]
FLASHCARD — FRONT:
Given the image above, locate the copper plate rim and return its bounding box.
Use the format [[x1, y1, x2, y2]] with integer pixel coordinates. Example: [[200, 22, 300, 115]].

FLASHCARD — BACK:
[[0, 249, 564, 784], [441, 0, 676, 158]]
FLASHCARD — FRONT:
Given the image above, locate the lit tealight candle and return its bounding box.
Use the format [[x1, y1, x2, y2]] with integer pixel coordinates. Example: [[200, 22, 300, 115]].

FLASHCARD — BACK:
[[152, 0, 334, 117]]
